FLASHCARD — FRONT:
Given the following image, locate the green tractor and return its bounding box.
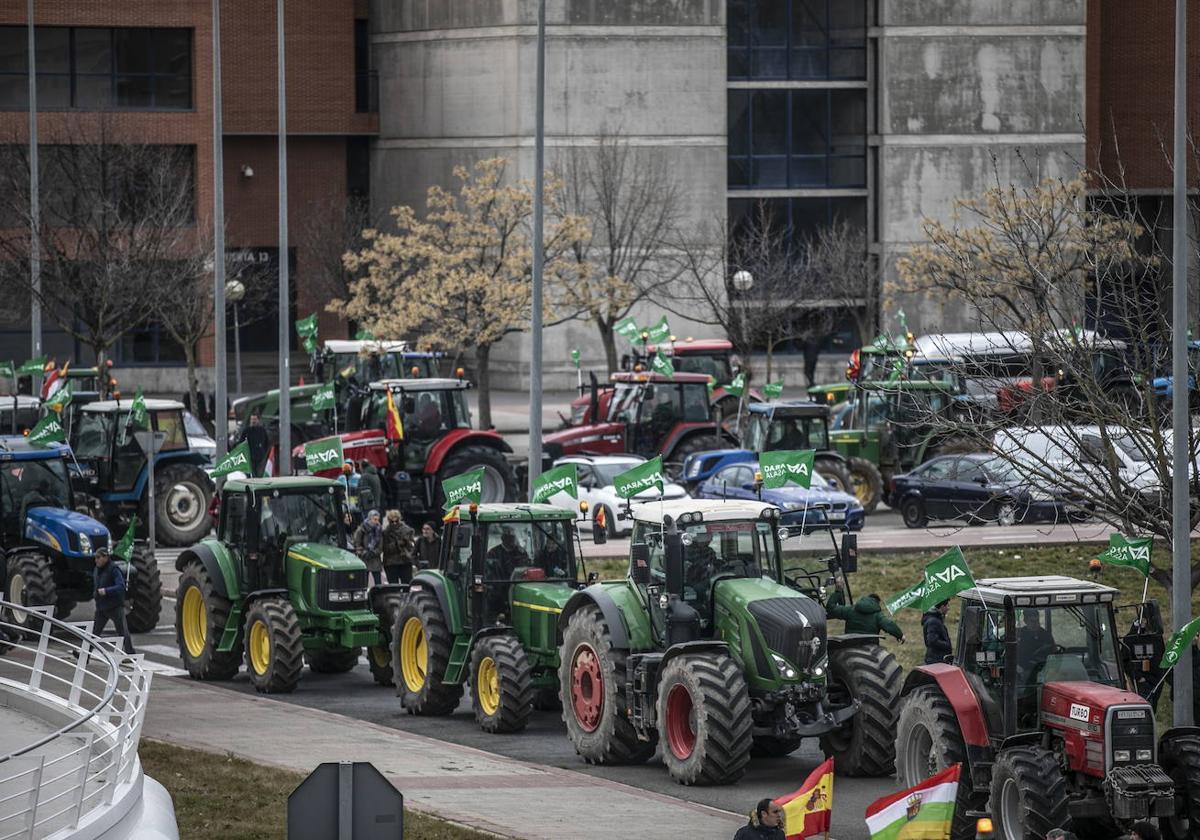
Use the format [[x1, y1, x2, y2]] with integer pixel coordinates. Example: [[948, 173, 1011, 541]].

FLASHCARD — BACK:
[[557, 499, 901, 785], [174, 476, 402, 694], [394, 502, 584, 733]]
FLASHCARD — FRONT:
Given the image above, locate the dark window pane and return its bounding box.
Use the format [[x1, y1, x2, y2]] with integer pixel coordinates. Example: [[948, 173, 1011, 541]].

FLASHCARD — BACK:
[[0, 27, 27, 73], [752, 156, 787, 187], [829, 0, 866, 41], [791, 90, 827, 155], [728, 48, 748, 79], [790, 198, 830, 240], [75, 73, 112, 108], [727, 91, 750, 156], [830, 90, 866, 151], [114, 29, 152, 74], [751, 91, 787, 154], [792, 0, 827, 48], [73, 28, 112, 74], [115, 74, 152, 107], [790, 156, 825, 186], [728, 0, 750, 46], [829, 197, 867, 233], [154, 29, 190, 75], [0, 75, 27, 109], [37, 73, 70, 108], [790, 48, 827, 79], [754, 1, 787, 46], [153, 74, 190, 108], [728, 157, 749, 189], [36, 28, 70, 73], [829, 156, 866, 188], [829, 48, 866, 79], [751, 47, 787, 79]]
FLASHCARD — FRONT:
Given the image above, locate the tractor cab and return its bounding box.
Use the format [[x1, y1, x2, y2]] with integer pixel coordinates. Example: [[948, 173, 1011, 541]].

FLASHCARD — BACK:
[[354, 379, 473, 470], [320, 340, 439, 383], [0, 395, 42, 435], [640, 338, 737, 383]]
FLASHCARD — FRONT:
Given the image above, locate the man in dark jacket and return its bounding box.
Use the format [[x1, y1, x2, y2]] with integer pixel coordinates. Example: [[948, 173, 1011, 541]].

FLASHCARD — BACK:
[[237, 413, 271, 477], [732, 799, 785, 840], [92, 547, 135, 654], [416, 522, 440, 569], [826, 578, 905, 642], [358, 460, 384, 512], [922, 600, 952, 665]]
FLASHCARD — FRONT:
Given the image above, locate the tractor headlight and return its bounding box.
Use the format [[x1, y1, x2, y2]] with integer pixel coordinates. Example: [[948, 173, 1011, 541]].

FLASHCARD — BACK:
[[329, 590, 361, 603], [770, 653, 797, 680], [1137, 749, 1153, 761], [352, 589, 368, 602], [1114, 750, 1131, 762], [79, 533, 93, 554], [812, 656, 828, 678]]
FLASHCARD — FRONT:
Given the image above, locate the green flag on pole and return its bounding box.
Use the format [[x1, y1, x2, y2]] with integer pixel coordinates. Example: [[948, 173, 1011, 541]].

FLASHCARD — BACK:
[[442, 468, 485, 510], [18, 356, 47, 376], [295, 313, 318, 338], [644, 316, 670, 345], [113, 517, 138, 563], [304, 437, 345, 474], [310, 382, 336, 412], [762, 381, 784, 399], [44, 381, 72, 412], [886, 580, 930, 615], [726, 372, 746, 398], [120, 387, 147, 446], [1097, 534, 1153, 578], [613, 456, 665, 499], [531, 463, 578, 504], [651, 350, 674, 379], [28, 414, 65, 448], [570, 349, 581, 369], [917, 547, 976, 611], [1162, 615, 1200, 668], [212, 441, 252, 478], [0, 361, 14, 379], [760, 449, 815, 490], [614, 316, 640, 343], [354, 327, 375, 341]]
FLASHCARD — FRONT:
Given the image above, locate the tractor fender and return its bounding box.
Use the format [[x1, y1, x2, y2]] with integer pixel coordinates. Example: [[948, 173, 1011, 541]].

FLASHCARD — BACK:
[[658, 641, 729, 683], [244, 588, 288, 606], [661, 423, 722, 459], [826, 633, 884, 650], [901, 664, 990, 748], [176, 543, 237, 600], [558, 586, 630, 649], [424, 430, 512, 476], [368, 583, 408, 613], [409, 572, 460, 636], [1160, 726, 1200, 744]]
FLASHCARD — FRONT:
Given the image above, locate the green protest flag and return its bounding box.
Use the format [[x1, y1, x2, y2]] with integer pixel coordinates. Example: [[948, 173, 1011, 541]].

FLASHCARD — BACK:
[[916, 546, 976, 612], [212, 441, 252, 478], [886, 356, 905, 384], [442, 468, 485, 510], [130, 388, 148, 428], [1097, 533, 1153, 578], [1161, 614, 1200, 669], [644, 316, 671, 345], [295, 313, 319, 339], [886, 580, 929, 615], [760, 449, 815, 490], [17, 356, 47, 376], [44, 381, 72, 412], [27, 414, 65, 448], [310, 382, 336, 413], [302, 334, 319, 354], [113, 517, 138, 563], [531, 463, 578, 504], [570, 348, 581, 369], [304, 437, 345, 474], [725, 372, 746, 398], [651, 349, 674, 379], [354, 327, 375, 341], [0, 361, 14, 379], [614, 316, 640, 343], [613, 456, 665, 499], [706, 377, 715, 396], [762, 381, 784, 399]]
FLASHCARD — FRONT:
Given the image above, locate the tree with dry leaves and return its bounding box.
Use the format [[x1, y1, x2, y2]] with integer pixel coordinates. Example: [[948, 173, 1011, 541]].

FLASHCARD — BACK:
[[808, 218, 883, 348]]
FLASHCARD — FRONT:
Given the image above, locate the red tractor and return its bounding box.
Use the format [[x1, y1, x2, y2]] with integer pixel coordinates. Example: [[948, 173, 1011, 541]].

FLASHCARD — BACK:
[[543, 371, 733, 477], [293, 378, 518, 513], [895, 575, 1199, 839]]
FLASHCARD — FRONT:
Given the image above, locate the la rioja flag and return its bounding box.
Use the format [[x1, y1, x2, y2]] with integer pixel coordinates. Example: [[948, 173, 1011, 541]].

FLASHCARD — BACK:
[[776, 757, 833, 839], [865, 763, 960, 840]]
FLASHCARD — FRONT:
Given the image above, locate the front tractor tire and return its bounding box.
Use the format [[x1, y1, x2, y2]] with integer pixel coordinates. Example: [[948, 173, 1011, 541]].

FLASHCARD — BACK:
[[394, 590, 463, 715], [559, 605, 655, 766], [438, 446, 517, 506], [470, 634, 534, 733], [368, 592, 406, 687], [154, 463, 214, 547], [175, 562, 241, 681], [847, 457, 883, 513], [988, 747, 1070, 840], [814, 456, 854, 496], [124, 548, 162, 633], [1160, 733, 1200, 840], [656, 653, 753, 785], [243, 597, 304, 694], [819, 643, 903, 777], [305, 648, 360, 674], [4, 552, 56, 637]]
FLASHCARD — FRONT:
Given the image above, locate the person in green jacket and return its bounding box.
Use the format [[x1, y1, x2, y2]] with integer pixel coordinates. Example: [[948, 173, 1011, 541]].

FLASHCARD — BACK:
[[825, 576, 905, 643]]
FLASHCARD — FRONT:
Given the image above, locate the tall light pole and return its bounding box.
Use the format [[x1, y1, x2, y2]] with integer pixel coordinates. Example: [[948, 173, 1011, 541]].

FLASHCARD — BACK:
[[27, 0, 41, 384], [275, 0, 290, 475], [731, 270, 754, 432], [1170, 0, 1192, 726], [226, 279, 245, 396], [527, 0, 547, 495], [211, 0, 228, 456]]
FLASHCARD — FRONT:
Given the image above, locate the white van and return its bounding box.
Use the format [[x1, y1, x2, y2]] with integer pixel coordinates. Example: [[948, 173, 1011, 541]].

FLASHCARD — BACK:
[[992, 425, 1162, 497]]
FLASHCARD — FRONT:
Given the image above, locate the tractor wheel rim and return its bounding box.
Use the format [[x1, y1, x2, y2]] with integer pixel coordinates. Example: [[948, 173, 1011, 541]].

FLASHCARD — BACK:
[[181, 586, 207, 658], [370, 645, 390, 668], [999, 777, 1022, 840], [476, 465, 506, 503], [569, 644, 603, 733], [400, 617, 427, 693], [7, 573, 27, 627], [477, 656, 501, 716], [851, 472, 872, 504], [166, 481, 205, 528], [902, 723, 935, 784], [248, 620, 270, 675], [665, 683, 697, 760]]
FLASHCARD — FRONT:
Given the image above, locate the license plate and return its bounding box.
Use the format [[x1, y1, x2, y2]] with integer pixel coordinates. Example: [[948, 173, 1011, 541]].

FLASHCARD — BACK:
[[828, 512, 845, 522]]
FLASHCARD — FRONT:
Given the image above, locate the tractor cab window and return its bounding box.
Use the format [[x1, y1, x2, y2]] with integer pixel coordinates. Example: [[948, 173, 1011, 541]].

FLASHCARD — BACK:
[[1017, 605, 1121, 693], [673, 354, 729, 382], [607, 384, 642, 423], [256, 490, 343, 556], [221, 492, 247, 543], [479, 520, 575, 620], [0, 404, 39, 434], [756, 414, 829, 452], [111, 414, 144, 492], [72, 411, 112, 459], [958, 602, 1006, 734], [0, 457, 72, 536], [153, 410, 188, 451]]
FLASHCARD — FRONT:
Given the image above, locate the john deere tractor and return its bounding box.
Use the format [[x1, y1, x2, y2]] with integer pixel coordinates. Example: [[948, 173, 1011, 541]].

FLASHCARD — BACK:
[[0, 436, 161, 633], [394, 503, 583, 733], [557, 498, 900, 785], [174, 476, 402, 694]]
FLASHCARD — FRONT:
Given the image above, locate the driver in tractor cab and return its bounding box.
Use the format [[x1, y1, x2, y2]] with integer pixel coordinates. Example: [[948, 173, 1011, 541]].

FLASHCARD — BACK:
[[534, 534, 568, 579], [485, 526, 530, 579], [771, 417, 811, 451], [415, 393, 441, 437]]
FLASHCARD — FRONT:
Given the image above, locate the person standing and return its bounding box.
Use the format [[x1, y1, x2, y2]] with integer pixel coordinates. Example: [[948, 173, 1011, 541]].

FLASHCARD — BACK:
[[382, 510, 416, 583], [732, 799, 785, 840], [826, 576, 905, 643], [92, 547, 135, 654], [923, 599, 953, 665], [352, 510, 385, 586], [237, 413, 271, 478], [416, 522, 440, 569], [358, 460, 384, 512]]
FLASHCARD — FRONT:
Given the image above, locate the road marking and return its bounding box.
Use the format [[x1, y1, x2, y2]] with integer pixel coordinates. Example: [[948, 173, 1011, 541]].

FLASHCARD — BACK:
[[140, 660, 188, 677], [141, 643, 182, 659]]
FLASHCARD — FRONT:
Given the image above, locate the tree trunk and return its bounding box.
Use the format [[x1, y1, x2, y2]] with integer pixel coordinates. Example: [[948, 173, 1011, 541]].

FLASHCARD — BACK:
[[184, 343, 200, 421], [600, 322, 618, 374], [476, 343, 493, 429]]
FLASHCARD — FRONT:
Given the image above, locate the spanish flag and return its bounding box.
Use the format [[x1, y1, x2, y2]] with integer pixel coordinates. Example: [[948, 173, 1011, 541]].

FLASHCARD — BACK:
[[594, 505, 607, 533], [385, 389, 404, 441], [777, 757, 833, 840]]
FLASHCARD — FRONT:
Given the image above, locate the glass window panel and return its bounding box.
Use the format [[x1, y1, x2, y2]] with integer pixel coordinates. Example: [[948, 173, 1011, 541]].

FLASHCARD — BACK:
[[829, 48, 866, 80], [75, 74, 112, 109], [829, 0, 866, 41], [753, 1, 787, 46], [830, 90, 866, 147], [790, 91, 828, 155], [728, 91, 750, 156], [790, 156, 825, 187], [36, 73, 70, 108], [829, 156, 866, 188], [828, 197, 867, 234], [114, 29, 152, 74], [751, 91, 787, 154], [790, 48, 827, 79], [0, 27, 27, 74], [728, 48, 748, 79], [752, 156, 788, 188], [790, 198, 831, 242], [115, 74, 152, 107], [751, 47, 787, 79], [155, 29, 191, 75], [791, 0, 828, 48], [153, 74, 190, 109], [728, 157, 749, 189], [0, 75, 27, 109], [35, 28, 70, 73], [728, 0, 750, 47], [73, 28, 112, 75]]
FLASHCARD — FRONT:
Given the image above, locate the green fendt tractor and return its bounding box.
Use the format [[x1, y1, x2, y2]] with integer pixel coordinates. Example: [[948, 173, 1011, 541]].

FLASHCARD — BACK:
[[394, 503, 584, 733], [557, 499, 901, 785], [174, 476, 402, 694]]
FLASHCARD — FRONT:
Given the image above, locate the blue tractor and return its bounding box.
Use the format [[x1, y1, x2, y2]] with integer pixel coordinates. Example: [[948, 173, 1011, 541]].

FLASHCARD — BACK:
[[0, 437, 162, 634], [68, 399, 214, 546]]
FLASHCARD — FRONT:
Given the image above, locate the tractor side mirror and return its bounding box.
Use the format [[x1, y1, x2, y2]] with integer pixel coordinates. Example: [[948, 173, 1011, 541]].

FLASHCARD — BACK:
[[454, 525, 473, 548], [840, 533, 858, 573], [593, 524, 607, 546], [663, 532, 684, 597], [630, 543, 651, 586]]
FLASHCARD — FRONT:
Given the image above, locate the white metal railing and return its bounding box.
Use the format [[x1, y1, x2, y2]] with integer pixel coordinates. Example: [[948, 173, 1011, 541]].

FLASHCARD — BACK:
[[0, 601, 153, 840]]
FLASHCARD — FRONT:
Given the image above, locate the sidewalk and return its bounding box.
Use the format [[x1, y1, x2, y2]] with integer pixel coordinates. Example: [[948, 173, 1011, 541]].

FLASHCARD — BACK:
[[144, 677, 744, 840], [467, 389, 577, 433]]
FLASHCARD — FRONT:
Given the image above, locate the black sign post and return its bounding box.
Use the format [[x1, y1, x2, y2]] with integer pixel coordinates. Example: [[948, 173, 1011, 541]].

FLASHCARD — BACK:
[[287, 762, 402, 840]]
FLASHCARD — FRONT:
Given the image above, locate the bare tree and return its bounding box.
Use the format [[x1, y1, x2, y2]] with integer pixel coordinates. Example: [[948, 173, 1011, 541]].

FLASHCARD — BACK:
[[808, 218, 883, 348], [298, 195, 376, 327]]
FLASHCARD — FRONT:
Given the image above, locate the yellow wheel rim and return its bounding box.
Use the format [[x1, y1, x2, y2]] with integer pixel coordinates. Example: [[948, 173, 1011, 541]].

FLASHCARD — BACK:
[[476, 656, 500, 716], [400, 617, 427, 693], [248, 620, 271, 675], [181, 586, 207, 659], [851, 472, 872, 504], [370, 645, 391, 668]]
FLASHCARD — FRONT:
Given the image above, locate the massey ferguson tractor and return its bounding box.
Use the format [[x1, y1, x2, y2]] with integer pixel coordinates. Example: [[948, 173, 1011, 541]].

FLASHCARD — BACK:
[[895, 575, 1200, 840], [557, 498, 900, 785]]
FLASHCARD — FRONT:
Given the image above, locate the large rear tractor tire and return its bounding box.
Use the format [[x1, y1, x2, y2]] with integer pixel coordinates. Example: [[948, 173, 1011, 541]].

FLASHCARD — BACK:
[[394, 590, 463, 715], [305, 648, 360, 674], [819, 643, 903, 777], [368, 592, 405, 687], [814, 456, 854, 496], [243, 597, 305, 694], [559, 605, 656, 765], [847, 457, 883, 513], [124, 548, 162, 633], [175, 562, 241, 681], [438, 446, 517, 505], [4, 552, 56, 637], [1160, 733, 1200, 840], [988, 746, 1071, 840], [664, 434, 722, 481], [470, 634, 534, 733], [656, 653, 753, 785], [895, 686, 983, 840], [154, 463, 214, 546]]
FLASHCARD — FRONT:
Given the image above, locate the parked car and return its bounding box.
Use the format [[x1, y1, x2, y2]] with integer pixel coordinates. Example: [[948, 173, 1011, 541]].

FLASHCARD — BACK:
[[887, 452, 1089, 528], [184, 410, 217, 470], [547, 454, 688, 537], [693, 461, 864, 533]]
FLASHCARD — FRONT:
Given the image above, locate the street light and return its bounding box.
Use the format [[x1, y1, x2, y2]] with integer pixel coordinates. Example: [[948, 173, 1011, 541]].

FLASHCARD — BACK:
[[226, 278, 245, 396], [730, 270, 754, 433]]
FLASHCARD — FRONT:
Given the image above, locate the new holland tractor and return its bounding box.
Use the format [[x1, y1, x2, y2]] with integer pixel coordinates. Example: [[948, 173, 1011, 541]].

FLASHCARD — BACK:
[[174, 476, 402, 694], [69, 398, 215, 546], [394, 502, 584, 733], [557, 498, 900, 785], [0, 437, 161, 633], [895, 575, 1200, 840]]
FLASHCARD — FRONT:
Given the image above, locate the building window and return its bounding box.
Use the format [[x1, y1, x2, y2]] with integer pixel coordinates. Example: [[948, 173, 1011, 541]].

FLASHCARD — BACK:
[[728, 0, 866, 81], [728, 89, 866, 188], [0, 26, 191, 111], [729, 196, 866, 248], [115, 323, 186, 366], [353, 19, 376, 113]]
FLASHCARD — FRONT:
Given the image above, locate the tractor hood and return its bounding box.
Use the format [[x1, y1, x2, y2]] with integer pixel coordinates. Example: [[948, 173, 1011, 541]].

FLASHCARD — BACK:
[[1041, 681, 1149, 730], [25, 506, 110, 557], [285, 541, 365, 572], [713, 576, 827, 673], [510, 579, 575, 613]]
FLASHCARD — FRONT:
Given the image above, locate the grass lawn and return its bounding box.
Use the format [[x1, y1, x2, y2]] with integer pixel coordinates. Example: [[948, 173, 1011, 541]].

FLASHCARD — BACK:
[[139, 740, 499, 840]]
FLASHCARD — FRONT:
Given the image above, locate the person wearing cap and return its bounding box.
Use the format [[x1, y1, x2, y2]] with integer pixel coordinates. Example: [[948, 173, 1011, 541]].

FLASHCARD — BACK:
[[92, 547, 135, 654]]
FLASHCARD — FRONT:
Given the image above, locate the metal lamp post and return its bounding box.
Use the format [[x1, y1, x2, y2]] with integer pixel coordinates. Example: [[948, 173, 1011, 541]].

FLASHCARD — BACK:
[[226, 279, 245, 396], [731, 270, 754, 431], [527, 0, 547, 495]]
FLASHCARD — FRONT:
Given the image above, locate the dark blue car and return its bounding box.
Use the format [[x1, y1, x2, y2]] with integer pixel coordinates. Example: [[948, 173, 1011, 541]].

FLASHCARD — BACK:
[[695, 461, 864, 533]]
